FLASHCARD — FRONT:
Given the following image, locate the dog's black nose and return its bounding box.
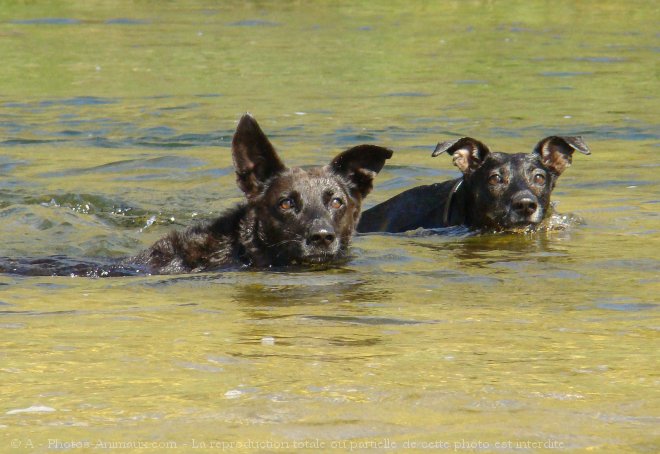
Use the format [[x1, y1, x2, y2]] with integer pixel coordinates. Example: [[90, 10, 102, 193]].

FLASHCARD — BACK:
[[307, 228, 336, 247], [512, 197, 538, 216]]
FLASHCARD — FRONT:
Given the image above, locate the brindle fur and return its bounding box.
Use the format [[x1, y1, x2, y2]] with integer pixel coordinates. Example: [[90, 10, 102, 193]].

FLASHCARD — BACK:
[[128, 114, 392, 273]]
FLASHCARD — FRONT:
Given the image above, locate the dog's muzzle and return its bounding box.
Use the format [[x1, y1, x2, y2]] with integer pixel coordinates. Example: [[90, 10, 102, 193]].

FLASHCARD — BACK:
[[508, 191, 543, 225], [301, 220, 340, 263]]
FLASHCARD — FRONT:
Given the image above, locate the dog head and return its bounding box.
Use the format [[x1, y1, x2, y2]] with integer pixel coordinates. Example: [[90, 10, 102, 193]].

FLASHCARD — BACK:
[[433, 136, 590, 229], [232, 114, 392, 266]]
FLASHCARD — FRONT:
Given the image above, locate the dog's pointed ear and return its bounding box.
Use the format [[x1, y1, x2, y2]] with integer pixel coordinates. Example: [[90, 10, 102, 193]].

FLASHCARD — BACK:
[[533, 136, 590, 175], [330, 145, 393, 198], [432, 137, 490, 175], [231, 114, 286, 199]]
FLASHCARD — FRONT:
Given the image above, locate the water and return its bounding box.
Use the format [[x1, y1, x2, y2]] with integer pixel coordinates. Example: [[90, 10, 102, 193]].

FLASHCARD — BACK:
[[1, 1, 658, 452]]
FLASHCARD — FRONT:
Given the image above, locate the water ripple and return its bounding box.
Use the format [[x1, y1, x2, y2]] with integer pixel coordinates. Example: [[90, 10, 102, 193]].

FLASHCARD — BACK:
[[10, 18, 80, 25], [228, 19, 280, 27]]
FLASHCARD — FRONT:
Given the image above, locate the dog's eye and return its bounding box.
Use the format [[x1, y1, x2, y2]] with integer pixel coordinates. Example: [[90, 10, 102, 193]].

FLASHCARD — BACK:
[[330, 197, 344, 209], [533, 173, 546, 185], [278, 198, 295, 211], [488, 174, 502, 185]]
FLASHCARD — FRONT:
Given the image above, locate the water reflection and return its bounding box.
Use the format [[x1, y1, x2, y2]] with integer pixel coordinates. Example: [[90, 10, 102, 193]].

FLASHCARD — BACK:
[[230, 269, 391, 310], [442, 231, 571, 269], [225, 270, 404, 356]]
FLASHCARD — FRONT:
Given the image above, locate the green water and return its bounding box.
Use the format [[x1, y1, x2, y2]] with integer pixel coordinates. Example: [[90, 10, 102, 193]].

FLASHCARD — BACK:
[[1, 1, 658, 452]]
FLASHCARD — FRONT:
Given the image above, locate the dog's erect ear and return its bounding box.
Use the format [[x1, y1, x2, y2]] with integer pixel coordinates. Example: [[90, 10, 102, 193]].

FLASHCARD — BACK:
[[533, 136, 590, 175], [432, 137, 491, 175], [330, 145, 393, 198], [232, 114, 286, 199]]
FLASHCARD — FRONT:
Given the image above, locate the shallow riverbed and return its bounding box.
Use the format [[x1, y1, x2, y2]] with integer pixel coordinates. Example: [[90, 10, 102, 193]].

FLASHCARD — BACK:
[[1, 1, 658, 452]]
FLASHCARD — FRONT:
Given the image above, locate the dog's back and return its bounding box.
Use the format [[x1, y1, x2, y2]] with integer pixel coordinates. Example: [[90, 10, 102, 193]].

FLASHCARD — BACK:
[[127, 205, 247, 274], [357, 180, 459, 233]]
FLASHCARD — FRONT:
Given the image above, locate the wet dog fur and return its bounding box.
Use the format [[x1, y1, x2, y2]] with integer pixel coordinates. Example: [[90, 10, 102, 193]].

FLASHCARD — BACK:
[[128, 114, 393, 273], [357, 136, 589, 233]]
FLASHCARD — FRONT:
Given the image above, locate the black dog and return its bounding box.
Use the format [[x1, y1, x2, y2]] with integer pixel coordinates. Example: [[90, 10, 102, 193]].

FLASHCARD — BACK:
[[128, 114, 392, 273], [357, 136, 589, 233]]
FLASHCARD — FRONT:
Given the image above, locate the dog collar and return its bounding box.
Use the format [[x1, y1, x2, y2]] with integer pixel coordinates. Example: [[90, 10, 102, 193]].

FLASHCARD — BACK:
[[443, 179, 464, 226]]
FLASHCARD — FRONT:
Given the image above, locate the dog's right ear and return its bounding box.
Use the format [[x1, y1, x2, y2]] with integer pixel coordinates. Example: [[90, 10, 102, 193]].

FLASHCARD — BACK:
[[330, 145, 393, 198], [432, 137, 490, 175], [232, 114, 286, 199]]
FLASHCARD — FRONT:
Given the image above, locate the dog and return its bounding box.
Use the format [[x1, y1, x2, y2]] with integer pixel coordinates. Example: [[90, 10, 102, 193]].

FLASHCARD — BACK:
[[127, 114, 393, 274], [357, 135, 589, 233]]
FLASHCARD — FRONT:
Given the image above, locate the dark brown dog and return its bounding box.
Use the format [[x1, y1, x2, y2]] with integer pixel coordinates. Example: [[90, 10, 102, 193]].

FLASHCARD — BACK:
[[357, 136, 589, 233], [128, 114, 393, 273]]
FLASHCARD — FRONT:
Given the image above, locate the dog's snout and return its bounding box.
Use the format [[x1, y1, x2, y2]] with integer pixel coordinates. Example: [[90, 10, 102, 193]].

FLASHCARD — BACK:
[[307, 217, 337, 248], [307, 228, 336, 247], [512, 197, 538, 216]]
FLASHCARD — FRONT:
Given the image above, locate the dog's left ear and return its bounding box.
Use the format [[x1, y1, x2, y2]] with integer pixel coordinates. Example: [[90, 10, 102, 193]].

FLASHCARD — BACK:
[[330, 145, 393, 198], [432, 137, 491, 175], [232, 114, 286, 199], [533, 136, 590, 175]]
